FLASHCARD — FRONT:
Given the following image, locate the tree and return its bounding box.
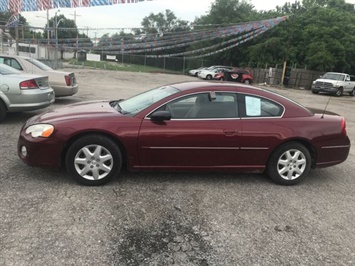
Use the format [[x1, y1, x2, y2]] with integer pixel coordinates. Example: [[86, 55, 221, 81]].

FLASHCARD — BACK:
[[0, 12, 34, 43], [140, 9, 190, 35], [45, 15, 92, 59]]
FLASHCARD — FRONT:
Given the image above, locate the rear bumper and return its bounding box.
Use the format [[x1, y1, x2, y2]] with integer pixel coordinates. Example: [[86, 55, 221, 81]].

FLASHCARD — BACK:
[[316, 141, 351, 168], [7, 89, 55, 112], [53, 84, 79, 97]]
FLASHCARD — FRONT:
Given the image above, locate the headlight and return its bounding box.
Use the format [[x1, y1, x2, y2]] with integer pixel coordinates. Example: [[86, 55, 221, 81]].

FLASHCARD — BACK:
[[25, 124, 54, 138]]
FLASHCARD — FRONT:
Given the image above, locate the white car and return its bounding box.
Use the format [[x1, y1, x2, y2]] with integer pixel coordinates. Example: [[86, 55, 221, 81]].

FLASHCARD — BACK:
[[188, 67, 207, 76], [198, 67, 233, 80], [0, 54, 78, 97]]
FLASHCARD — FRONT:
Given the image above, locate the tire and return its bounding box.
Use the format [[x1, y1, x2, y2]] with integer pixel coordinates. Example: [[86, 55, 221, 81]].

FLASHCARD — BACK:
[[311, 90, 319, 94], [65, 134, 122, 186], [244, 79, 251, 85], [219, 77, 224, 81], [266, 142, 311, 186], [0, 100, 7, 123], [206, 75, 212, 80], [335, 87, 343, 97], [349, 88, 355, 96]]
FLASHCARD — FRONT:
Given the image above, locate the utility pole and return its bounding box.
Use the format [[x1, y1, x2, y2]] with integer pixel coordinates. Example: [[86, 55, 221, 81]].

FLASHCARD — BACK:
[[15, 25, 19, 55], [70, 10, 81, 58]]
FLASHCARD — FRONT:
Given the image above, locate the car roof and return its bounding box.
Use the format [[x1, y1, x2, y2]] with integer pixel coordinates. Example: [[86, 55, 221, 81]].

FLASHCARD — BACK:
[[167, 81, 311, 116], [169, 81, 263, 94]]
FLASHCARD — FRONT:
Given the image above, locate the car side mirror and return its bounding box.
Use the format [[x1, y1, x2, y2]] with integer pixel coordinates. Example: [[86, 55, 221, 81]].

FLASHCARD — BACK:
[[150, 110, 171, 122]]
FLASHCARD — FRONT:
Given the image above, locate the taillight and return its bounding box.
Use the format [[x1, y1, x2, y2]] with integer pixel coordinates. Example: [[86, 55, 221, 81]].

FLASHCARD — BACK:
[[20, 79, 39, 90], [65, 75, 71, 86], [341, 118, 347, 136]]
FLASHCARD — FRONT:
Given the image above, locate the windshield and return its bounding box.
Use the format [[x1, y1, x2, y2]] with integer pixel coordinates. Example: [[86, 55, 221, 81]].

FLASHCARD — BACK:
[[25, 58, 53, 71], [119, 85, 180, 115], [321, 73, 345, 81], [0, 63, 22, 75]]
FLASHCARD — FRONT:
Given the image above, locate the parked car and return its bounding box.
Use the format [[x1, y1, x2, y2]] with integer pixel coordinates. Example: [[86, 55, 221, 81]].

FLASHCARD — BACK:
[[198, 67, 233, 80], [311, 72, 355, 96], [188, 67, 207, 77], [0, 63, 54, 122], [0, 54, 78, 97], [214, 68, 253, 84], [18, 81, 350, 186]]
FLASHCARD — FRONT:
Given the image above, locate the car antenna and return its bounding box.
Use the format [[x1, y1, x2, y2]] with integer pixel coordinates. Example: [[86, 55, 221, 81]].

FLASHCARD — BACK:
[[321, 96, 332, 119]]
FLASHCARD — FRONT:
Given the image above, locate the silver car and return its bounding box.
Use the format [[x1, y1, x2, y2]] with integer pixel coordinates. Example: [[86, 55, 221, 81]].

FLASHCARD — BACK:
[[0, 54, 78, 97], [0, 63, 54, 122]]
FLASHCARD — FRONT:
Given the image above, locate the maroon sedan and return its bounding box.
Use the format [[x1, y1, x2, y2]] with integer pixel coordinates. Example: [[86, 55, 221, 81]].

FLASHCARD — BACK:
[[18, 81, 350, 186]]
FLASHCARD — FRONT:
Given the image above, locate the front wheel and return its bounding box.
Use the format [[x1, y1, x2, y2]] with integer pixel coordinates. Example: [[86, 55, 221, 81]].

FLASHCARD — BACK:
[[206, 75, 212, 80], [65, 134, 122, 186], [311, 90, 319, 94], [244, 79, 251, 84], [266, 142, 311, 185], [335, 87, 343, 97], [0, 100, 6, 122]]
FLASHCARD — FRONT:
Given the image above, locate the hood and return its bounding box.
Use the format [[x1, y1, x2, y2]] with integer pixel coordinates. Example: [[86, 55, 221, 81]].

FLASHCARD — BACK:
[[315, 78, 339, 83], [29, 100, 121, 124]]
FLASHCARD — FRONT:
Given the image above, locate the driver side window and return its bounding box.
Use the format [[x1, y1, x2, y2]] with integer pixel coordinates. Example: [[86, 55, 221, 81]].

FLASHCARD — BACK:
[[163, 92, 238, 119]]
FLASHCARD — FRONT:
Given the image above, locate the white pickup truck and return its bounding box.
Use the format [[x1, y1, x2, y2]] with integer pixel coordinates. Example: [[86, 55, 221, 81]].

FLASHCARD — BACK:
[[311, 72, 355, 96]]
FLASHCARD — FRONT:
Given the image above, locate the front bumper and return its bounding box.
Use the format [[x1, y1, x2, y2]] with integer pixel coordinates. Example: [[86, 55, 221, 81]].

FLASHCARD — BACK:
[[17, 132, 64, 168]]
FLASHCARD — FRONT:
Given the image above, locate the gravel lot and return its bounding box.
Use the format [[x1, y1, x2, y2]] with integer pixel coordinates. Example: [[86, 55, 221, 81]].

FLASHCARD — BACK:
[[0, 68, 354, 266]]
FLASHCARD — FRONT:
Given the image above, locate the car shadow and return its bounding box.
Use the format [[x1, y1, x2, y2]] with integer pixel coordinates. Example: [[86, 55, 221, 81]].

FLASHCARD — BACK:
[[2, 111, 41, 125], [54, 97, 83, 105]]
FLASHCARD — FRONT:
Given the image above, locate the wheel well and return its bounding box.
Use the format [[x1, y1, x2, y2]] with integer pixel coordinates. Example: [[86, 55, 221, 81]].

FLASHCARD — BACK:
[[268, 139, 317, 169], [61, 131, 128, 170], [0, 98, 8, 111]]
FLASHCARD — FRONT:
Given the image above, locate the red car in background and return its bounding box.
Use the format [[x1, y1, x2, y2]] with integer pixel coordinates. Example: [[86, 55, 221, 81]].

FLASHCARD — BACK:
[[214, 68, 253, 84]]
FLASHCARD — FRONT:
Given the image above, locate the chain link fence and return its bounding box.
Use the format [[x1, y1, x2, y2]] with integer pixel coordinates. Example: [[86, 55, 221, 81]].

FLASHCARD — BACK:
[[62, 53, 325, 90]]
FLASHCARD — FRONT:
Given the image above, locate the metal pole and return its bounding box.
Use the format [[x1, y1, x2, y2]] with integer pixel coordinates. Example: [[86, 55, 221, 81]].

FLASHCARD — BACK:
[[0, 29, 3, 54], [55, 12, 58, 62], [15, 26, 19, 55], [47, 9, 49, 59]]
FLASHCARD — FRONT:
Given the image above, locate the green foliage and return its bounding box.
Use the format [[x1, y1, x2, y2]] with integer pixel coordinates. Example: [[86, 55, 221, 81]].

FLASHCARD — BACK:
[[140, 9, 190, 34], [45, 15, 92, 53], [183, 0, 351, 73]]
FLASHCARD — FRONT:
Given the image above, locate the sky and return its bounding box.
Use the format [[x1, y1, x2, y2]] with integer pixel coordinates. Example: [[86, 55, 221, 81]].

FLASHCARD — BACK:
[[21, 0, 355, 37]]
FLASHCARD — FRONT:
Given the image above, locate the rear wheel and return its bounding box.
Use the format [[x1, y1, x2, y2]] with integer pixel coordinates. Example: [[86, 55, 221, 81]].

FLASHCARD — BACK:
[[0, 100, 7, 122], [312, 90, 319, 94], [206, 75, 212, 80], [349, 88, 355, 96], [219, 77, 224, 81], [335, 87, 343, 97], [244, 79, 251, 84], [65, 134, 122, 186], [267, 142, 311, 185]]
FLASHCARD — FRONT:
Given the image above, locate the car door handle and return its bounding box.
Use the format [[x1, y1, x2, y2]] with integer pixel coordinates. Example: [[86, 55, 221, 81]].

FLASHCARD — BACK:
[[223, 130, 237, 136]]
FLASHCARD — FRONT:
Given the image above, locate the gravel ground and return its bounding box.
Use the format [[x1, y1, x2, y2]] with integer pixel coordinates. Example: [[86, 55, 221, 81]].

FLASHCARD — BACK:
[[0, 68, 354, 266]]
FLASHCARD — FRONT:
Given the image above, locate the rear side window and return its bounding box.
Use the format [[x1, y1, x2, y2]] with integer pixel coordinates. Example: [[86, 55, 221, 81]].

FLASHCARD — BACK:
[[0, 57, 23, 70], [240, 94, 284, 117]]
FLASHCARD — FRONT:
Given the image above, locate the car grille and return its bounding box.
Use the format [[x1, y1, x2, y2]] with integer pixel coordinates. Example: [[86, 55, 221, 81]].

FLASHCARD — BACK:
[[315, 81, 333, 88]]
